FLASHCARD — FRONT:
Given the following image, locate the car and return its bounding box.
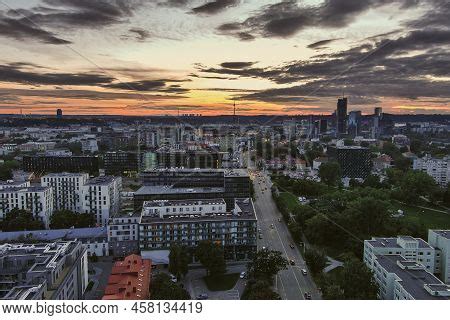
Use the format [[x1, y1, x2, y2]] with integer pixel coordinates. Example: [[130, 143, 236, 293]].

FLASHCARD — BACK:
[[170, 274, 178, 283], [259, 234, 263, 239], [301, 269, 307, 275], [270, 224, 274, 229], [289, 243, 295, 249], [289, 259, 295, 265], [278, 218, 281, 222], [240, 271, 247, 279], [262, 246, 267, 250], [304, 292, 312, 300], [196, 293, 209, 300]]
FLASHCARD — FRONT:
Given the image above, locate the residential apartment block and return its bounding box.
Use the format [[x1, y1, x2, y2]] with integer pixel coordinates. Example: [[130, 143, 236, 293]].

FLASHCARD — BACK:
[[139, 198, 257, 260], [0, 241, 88, 300], [370, 255, 449, 300], [0, 186, 54, 228], [81, 176, 121, 226], [41, 172, 89, 212], [413, 155, 449, 187], [364, 236, 436, 273]]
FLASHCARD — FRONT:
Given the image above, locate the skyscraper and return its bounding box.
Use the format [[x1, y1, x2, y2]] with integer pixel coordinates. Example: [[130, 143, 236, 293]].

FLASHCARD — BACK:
[[348, 110, 362, 137], [56, 108, 63, 119], [336, 97, 348, 137]]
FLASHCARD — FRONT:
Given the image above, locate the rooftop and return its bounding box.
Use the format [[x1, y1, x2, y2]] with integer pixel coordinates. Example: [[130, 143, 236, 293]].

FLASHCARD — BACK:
[[85, 176, 119, 186], [366, 237, 433, 249], [0, 227, 107, 243], [135, 185, 224, 195], [143, 198, 226, 208], [431, 230, 450, 240], [375, 255, 449, 300]]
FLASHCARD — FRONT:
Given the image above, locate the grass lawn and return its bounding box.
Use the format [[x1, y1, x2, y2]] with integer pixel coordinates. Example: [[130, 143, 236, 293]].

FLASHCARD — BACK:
[[392, 200, 450, 230], [279, 192, 300, 211], [203, 273, 240, 291]]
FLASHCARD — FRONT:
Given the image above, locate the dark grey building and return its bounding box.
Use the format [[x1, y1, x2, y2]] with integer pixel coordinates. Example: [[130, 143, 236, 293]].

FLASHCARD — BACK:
[[336, 97, 348, 137], [22, 155, 99, 175], [328, 146, 372, 179]]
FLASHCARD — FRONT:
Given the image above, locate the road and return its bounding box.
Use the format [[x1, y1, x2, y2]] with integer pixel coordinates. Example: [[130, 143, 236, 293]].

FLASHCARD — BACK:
[[252, 170, 321, 300]]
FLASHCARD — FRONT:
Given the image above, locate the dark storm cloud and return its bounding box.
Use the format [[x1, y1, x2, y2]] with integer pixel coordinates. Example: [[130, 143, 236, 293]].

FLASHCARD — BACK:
[[128, 28, 151, 41], [191, 0, 239, 15], [0, 64, 114, 86], [0, 15, 71, 44], [104, 79, 190, 93], [220, 62, 256, 69], [218, 0, 420, 40], [307, 38, 342, 49]]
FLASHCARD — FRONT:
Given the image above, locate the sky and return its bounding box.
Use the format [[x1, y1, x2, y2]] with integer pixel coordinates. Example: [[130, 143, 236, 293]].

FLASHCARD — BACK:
[[0, 0, 449, 116]]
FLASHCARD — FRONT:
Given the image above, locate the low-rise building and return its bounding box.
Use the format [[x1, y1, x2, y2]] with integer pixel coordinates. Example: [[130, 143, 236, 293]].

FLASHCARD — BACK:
[[0, 240, 88, 300], [0, 180, 30, 190], [102, 254, 151, 300]]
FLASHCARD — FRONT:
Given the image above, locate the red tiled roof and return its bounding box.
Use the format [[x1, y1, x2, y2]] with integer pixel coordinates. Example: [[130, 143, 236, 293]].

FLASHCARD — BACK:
[[102, 254, 152, 300]]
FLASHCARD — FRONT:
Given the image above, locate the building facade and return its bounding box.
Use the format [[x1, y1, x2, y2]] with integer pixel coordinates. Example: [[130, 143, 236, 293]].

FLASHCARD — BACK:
[[23, 155, 99, 175], [41, 172, 89, 212], [428, 230, 450, 284], [81, 176, 122, 226], [413, 155, 449, 187], [0, 186, 53, 228], [139, 198, 257, 260], [328, 146, 372, 179]]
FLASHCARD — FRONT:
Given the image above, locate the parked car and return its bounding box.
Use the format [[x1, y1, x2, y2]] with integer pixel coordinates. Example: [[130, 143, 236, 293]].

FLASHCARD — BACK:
[[304, 292, 312, 300], [301, 269, 307, 275], [170, 274, 178, 283], [196, 293, 209, 300], [289, 243, 295, 249], [289, 259, 295, 265], [240, 271, 247, 279]]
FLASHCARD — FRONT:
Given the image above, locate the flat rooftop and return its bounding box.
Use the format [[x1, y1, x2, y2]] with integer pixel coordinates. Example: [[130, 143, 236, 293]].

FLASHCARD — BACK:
[[142, 168, 249, 177], [135, 185, 225, 195], [42, 172, 88, 177], [0, 186, 50, 193], [366, 237, 433, 249], [375, 255, 448, 300], [143, 198, 226, 207], [431, 230, 450, 240], [140, 198, 256, 224], [85, 176, 119, 185]]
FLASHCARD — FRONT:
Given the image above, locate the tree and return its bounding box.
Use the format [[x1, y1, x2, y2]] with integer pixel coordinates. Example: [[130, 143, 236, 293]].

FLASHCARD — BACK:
[[0, 160, 20, 180], [247, 249, 287, 282], [339, 259, 379, 299], [444, 185, 450, 207], [50, 210, 95, 229], [304, 249, 327, 275], [169, 243, 190, 279], [397, 170, 439, 204], [151, 273, 190, 300], [242, 280, 280, 300], [321, 259, 378, 300], [319, 161, 342, 186], [195, 241, 226, 277], [1, 208, 44, 231]]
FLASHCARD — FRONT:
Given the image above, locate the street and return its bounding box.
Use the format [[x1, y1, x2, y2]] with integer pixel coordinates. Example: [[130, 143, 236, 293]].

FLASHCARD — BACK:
[[252, 170, 321, 300]]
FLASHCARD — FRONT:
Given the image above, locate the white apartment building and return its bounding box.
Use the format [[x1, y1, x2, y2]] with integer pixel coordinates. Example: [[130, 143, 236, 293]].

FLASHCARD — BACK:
[[0, 180, 30, 190], [413, 155, 450, 187], [370, 255, 450, 300], [81, 176, 122, 226], [364, 236, 436, 273], [428, 230, 450, 284], [142, 198, 227, 219], [0, 186, 54, 228], [41, 172, 89, 212]]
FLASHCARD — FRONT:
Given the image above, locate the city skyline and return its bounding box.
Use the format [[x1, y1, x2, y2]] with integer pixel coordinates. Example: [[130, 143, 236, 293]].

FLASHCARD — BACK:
[[1, 0, 450, 116]]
